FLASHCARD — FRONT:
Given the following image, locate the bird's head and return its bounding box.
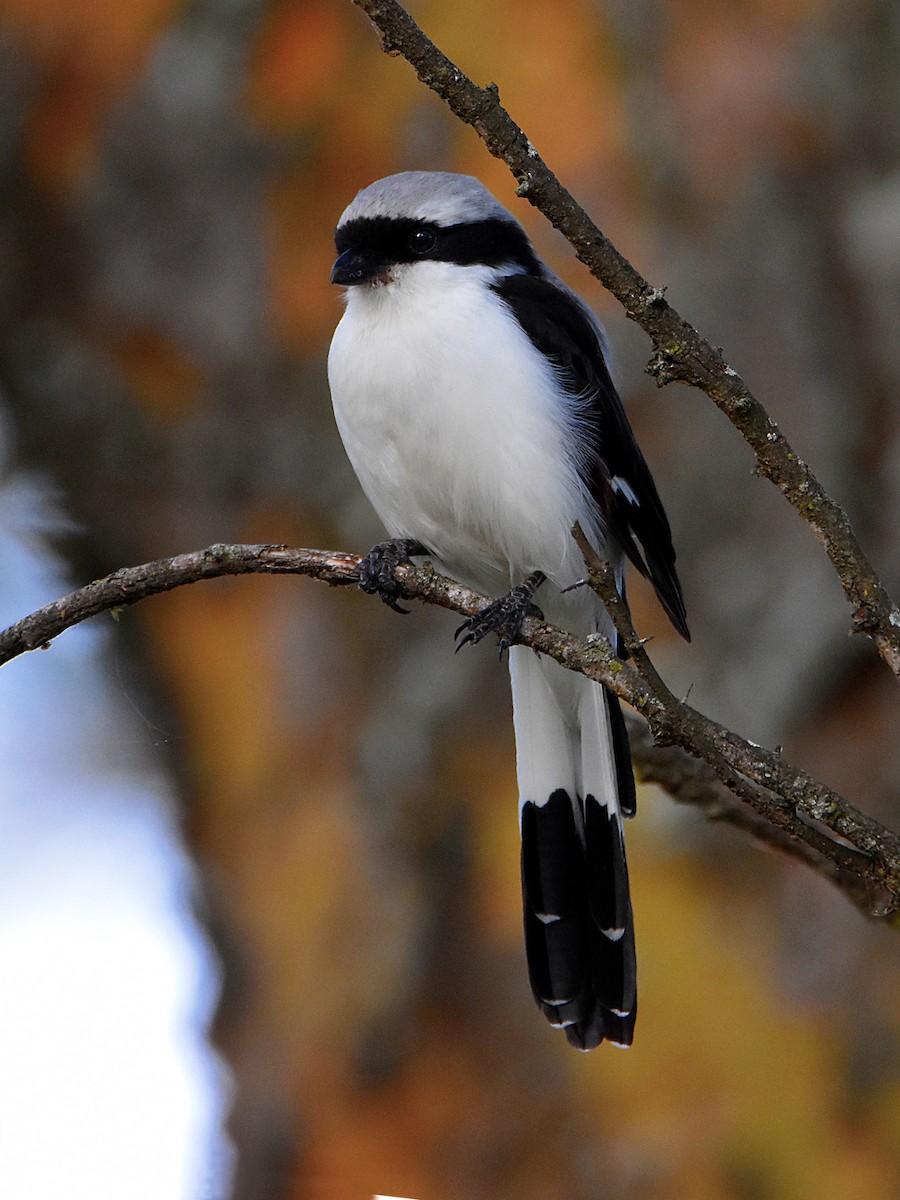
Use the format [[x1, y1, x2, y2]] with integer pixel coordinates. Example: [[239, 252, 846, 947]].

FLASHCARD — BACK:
[[330, 170, 539, 291]]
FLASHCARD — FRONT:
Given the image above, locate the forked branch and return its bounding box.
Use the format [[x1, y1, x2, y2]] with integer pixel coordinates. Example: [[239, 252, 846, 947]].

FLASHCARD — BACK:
[[1, 543, 897, 918]]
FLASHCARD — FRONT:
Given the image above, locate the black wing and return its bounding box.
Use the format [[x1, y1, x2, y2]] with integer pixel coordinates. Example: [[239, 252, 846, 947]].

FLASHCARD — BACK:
[[492, 272, 689, 640]]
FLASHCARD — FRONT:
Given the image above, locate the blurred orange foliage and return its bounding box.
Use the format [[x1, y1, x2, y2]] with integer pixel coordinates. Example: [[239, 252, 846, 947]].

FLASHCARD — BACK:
[[101, 325, 207, 421], [1, 0, 183, 194], [4, 1, 899, 1197], [247, 1, 351, 129]]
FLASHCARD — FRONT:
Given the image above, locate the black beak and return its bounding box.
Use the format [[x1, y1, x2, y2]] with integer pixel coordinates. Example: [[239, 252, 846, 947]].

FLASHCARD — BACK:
[[331, 249, 378, 286]]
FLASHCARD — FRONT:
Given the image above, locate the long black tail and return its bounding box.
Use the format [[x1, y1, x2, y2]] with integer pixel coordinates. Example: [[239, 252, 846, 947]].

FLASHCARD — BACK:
[[513, 651, 637, 1050]]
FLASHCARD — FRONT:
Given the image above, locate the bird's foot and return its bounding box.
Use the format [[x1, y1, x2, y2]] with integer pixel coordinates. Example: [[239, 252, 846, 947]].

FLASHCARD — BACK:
[[359, 539, 428, 613], [455, 571, 545, 657]]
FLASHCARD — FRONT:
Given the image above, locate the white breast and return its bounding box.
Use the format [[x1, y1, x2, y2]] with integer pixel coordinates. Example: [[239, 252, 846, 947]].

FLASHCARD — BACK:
[[328, 261, 597, 598]]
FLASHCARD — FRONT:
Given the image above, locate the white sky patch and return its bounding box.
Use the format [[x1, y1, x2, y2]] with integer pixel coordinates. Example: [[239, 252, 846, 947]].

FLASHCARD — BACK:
[[0, 471, 231, 1200]]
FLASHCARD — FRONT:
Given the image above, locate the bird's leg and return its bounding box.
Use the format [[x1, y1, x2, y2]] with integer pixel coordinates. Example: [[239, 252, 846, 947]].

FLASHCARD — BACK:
[[455, 571, 546, 657], [359, 538, 429, 613]]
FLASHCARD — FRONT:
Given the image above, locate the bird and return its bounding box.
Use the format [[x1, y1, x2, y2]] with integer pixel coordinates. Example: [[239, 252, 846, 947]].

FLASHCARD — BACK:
[[327, 171, 688, 1050]]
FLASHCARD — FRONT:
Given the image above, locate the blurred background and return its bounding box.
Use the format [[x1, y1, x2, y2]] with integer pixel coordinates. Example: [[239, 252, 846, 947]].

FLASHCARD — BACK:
[[0, 0, 898, 1197]]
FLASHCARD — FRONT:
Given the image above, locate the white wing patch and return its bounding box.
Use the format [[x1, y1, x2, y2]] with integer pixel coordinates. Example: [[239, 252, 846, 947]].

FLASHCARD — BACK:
[[611, 475, 640, 506]]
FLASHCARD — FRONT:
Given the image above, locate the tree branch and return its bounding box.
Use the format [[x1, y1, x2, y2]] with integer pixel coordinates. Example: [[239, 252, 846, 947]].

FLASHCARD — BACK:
[[351, 0, 900, 680], [621, 715, 881, 919], [1, 543, 898, 918]]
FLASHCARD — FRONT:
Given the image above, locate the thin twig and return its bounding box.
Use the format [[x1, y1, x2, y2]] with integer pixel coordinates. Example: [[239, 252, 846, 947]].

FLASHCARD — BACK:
[[1, 543, 898, 916], [569, 523, 899, 900], [622, 715, 883, 919], [350, 0, 900, 679]]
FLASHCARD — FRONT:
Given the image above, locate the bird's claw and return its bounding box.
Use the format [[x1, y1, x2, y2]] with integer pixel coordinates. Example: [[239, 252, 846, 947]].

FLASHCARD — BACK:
[[454, 584, 544, 659], [358, 539, 426, 613]]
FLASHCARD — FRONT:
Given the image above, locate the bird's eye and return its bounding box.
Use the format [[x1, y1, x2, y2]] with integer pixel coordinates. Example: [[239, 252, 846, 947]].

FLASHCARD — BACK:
[[408, 228, 437, 256]]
